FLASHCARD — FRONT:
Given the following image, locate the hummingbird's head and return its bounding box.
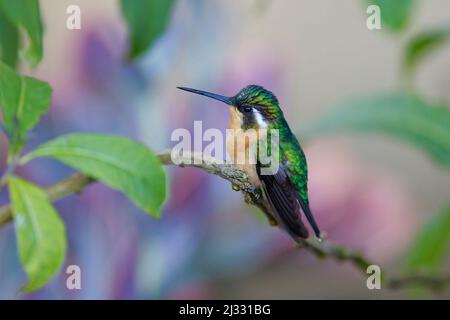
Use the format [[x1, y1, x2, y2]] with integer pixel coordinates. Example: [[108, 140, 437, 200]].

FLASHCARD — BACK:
[[177, 85, 283, 130]]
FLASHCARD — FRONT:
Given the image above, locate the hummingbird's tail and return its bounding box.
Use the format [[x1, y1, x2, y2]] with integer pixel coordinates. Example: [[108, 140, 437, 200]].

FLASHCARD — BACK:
[[258, 170, 310, 240], [257, 163, 322, 241], [298, 200, 322, 240]]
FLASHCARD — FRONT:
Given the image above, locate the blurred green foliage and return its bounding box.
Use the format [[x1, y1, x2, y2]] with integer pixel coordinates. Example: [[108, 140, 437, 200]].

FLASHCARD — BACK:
[[403, 26, 450, 79], [22, 134, 167, 218], [406, 206, 450, 274], [365, 0, 416, 32], [121, 0, 176, 59], [304, 92, 450, 168], [0, 10, 18, 68], [0, 0, 43, 66], [0, 62, 52, 159]]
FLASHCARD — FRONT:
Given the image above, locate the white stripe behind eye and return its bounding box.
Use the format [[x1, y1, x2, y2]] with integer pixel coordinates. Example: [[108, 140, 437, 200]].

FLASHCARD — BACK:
[[254, 109, 268, 128]]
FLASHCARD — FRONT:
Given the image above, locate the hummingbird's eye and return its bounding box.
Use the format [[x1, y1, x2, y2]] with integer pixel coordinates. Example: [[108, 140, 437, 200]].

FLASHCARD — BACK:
[[241, 105, 253, 113]]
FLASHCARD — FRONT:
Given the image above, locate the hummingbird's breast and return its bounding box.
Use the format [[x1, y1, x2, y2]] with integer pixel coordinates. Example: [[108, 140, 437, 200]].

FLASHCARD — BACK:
[[226, 107, 265, 187]]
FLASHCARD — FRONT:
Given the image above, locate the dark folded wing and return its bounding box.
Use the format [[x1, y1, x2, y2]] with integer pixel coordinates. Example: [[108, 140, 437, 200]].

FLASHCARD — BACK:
[[257, 164, 309, 240]]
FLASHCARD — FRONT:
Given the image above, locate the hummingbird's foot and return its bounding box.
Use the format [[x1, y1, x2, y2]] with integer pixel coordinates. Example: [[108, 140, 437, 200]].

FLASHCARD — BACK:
[[252, 189, 261, 200], [231, 183, 240, 192], [268, 217, 278, 226], [243, 193, 254, 205], [316, 231, 326, 242]]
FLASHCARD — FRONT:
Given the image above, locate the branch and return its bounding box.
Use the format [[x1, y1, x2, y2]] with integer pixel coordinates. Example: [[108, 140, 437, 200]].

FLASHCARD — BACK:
[[294, 239, 450, 291], [295, 238, 372, 272], [387, 274, 450, 291], [0, 150, 448, 292], [0, 173, 94, 226], [0, 151, 256, 227]]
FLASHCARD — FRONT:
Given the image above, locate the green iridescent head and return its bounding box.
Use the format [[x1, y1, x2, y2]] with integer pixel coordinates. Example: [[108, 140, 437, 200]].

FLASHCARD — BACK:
[[177, 85, 283, 129]]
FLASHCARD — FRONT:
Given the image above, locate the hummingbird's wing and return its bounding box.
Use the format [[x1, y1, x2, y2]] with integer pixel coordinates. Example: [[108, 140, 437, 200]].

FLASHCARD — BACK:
[[257, 163, 310, 240]]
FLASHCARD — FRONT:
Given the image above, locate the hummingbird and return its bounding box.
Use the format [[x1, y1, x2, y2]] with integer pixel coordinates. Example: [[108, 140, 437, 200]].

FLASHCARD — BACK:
[[177, 85, 321, 241]]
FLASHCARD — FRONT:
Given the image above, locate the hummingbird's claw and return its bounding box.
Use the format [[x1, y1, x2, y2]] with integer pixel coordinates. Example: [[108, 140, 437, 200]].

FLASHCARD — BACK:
[[316, 232, 326, 242], [268, 217, 278, 226], [252, 190, 261, 200]]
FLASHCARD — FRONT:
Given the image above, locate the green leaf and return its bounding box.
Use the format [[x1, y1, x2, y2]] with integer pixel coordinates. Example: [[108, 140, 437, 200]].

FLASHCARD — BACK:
[[121, 0, 176, 59], [303, 92, 450, 168], [365, 0, 415, 32], [403, 27, 450, 78], [9, 176, 67, 292], [0, 9, 19, 68], [22, 133, 167, 217], [0, 0, 43, 66], [405, 205, 450, 273], [0, 62, 52, 157]]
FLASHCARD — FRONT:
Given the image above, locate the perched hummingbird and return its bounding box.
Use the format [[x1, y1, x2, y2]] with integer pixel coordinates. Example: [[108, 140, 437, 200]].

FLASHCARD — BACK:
[[177, 85, 321, 241]]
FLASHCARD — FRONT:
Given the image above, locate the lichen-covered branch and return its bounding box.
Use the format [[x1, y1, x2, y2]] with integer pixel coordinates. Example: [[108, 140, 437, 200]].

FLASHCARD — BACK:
[[0, 150, 257, 226], [295, 238, 372, 272], [387, 274, 450, 291], [0, 150, 448, 292]]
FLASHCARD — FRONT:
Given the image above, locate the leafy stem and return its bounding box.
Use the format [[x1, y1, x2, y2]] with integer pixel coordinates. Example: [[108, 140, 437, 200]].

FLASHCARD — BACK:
[[0, 155, 19, 191]]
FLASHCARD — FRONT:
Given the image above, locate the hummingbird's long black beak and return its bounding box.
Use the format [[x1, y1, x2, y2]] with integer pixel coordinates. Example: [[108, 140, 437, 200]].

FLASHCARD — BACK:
[[177, 87, 235, 106]]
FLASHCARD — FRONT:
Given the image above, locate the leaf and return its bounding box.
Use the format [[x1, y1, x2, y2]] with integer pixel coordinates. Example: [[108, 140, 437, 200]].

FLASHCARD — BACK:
[[405, 205, 450, 273], [22, 133, 167, 217], [403, 26, 450, 78], [365, 0, 415, 32], [9, 176, 67, 292], [121, 0, 176, 59], [303, 92, 450, 168], [0, 9, 19, 68], [0, 62, 52, 156], [0, 0, 43, 66]]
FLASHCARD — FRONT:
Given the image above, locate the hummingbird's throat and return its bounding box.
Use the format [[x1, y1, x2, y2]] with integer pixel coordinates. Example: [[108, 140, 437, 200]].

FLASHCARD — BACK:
[[229, 106, 268, 131], [227, 108, 277, 186]]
